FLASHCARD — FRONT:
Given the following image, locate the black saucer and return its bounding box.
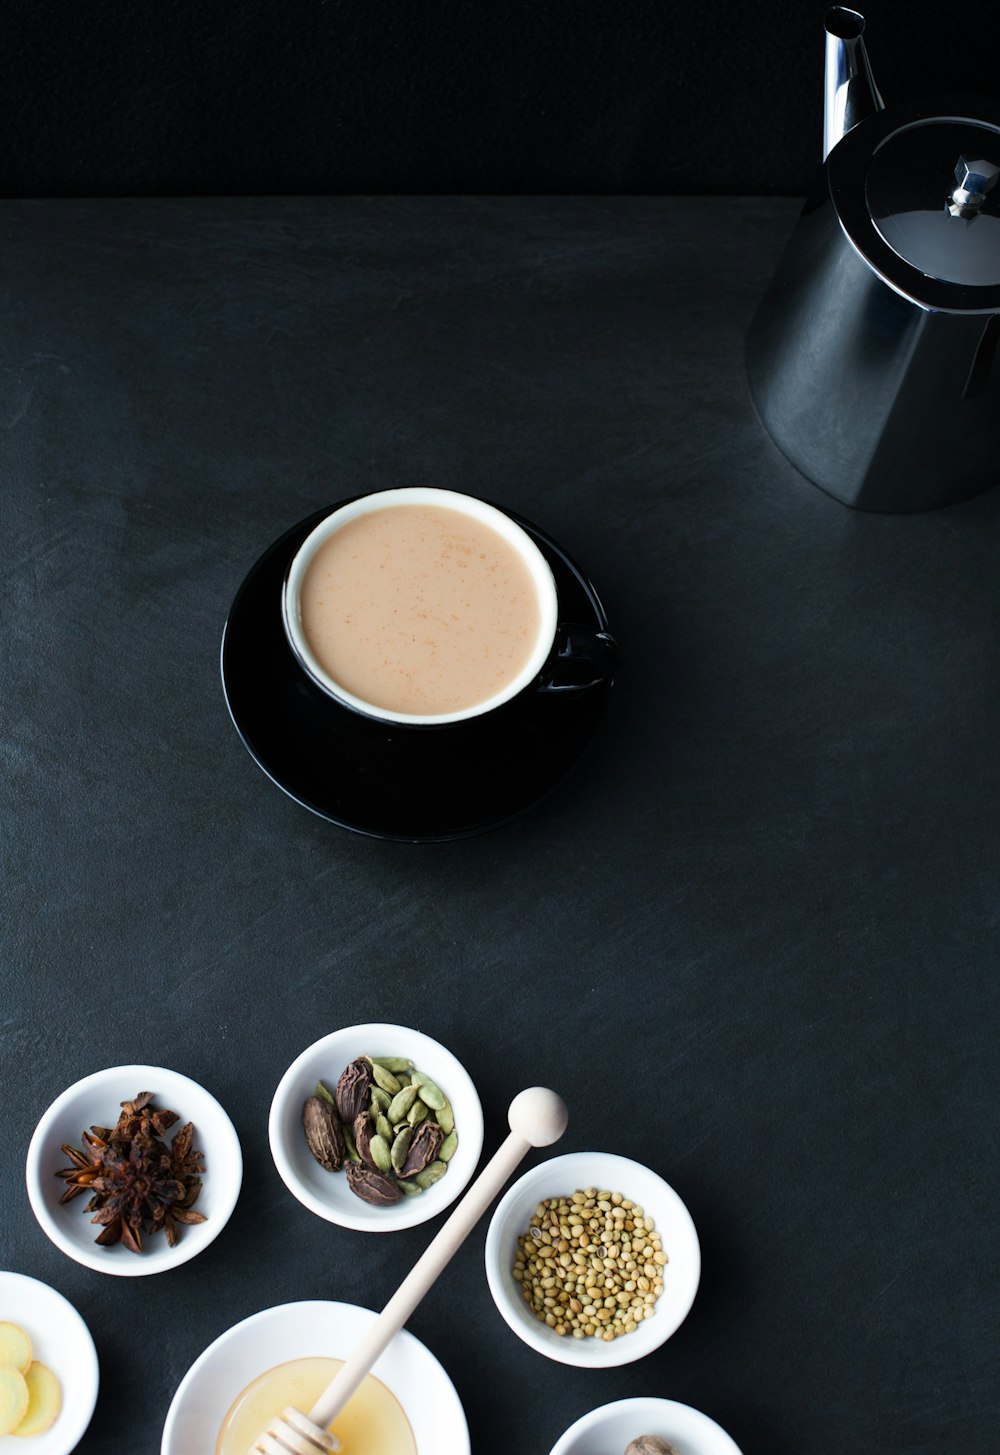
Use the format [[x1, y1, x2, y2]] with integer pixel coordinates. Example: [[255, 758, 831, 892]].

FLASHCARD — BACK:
[[221, 504, 614, 841]]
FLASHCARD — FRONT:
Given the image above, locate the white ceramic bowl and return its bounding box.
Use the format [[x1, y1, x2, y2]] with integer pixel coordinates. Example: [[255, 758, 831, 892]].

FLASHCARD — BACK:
[[269, 1023, 484, 1232], [548, 1397, 744, 1455], [25, 1064, 243, 1276], [0, 1271, 99, 1455], [485, 1151, 700, 1367], [161, 1299, 470, 1455]]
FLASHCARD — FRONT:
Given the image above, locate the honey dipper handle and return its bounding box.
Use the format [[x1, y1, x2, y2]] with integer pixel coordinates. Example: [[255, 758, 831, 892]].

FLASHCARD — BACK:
[[308, 1087, 567, 1432]]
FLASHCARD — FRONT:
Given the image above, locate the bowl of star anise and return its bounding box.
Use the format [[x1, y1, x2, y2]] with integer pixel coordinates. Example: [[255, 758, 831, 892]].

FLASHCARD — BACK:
[[25, 1065, 243, 1276]]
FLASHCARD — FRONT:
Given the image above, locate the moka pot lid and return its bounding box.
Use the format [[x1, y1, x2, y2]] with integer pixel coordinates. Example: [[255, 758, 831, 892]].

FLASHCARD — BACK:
[[828, 99, 1000, 313]]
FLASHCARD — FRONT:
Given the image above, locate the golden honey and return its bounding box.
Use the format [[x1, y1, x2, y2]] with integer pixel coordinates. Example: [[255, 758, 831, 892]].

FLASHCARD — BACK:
[[215, 1356, 417, 1455]]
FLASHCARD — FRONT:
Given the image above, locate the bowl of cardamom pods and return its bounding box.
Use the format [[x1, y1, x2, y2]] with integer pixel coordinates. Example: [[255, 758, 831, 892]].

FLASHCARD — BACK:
[[268, 1023, 484, 1232]]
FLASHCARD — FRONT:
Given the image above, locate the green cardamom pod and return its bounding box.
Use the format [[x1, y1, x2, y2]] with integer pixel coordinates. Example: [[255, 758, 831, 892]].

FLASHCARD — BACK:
[[407, 1098, 430, 1127], [315, 1081, 336, 1106], [395, 1071, 412, 1085], [439, 1130, 459, 1162], [387, 1085, 419, 1123], [375, 1113, 393, 1143], [391, 1126, 414, 1172], [371, 1063, 402, 1095], [434, 1100, 455, 1135], [370, 1086, 392, 1115], [410, 1071, 428, 1087], [396, 1178, 422, 1197], [414, 1077, 446, 1110], [371, 1057, 413, 1073], [342, 1126, 361, 1164], [369, 1134, 392, 1173], [414, 1159, 448, 1189]]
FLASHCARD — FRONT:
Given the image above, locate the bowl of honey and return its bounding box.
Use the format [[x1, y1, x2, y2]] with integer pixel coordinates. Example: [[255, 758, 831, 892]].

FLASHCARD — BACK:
[[161, 1299, 469, 1455]]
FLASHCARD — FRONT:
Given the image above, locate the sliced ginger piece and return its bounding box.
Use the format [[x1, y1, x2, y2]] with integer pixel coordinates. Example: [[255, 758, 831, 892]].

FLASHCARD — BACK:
[[12, 1363, 61, 1438], [0, 1323, 31, 1375], [0, 1366, 29, 1436]]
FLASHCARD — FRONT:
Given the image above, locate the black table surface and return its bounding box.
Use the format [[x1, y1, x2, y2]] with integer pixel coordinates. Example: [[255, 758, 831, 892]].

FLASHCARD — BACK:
[[3, 196, 998, 1455]]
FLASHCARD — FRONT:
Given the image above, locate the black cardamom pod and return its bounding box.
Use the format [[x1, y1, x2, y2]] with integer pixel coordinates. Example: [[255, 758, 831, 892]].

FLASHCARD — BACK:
[[354, 1110, 377, 1170], [302, 1095, 346, 1172], [346, 1163, 401, 1206], [399, 1120, 444, 1178], [335, 1058, 374, 1124]]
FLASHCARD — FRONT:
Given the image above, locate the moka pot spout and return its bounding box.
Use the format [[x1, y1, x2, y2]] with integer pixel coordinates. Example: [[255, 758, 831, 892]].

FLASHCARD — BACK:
[[823, 7, 884, 159]]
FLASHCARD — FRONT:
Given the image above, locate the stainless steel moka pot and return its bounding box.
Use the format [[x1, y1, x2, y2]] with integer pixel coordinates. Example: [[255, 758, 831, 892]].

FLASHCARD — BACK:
[[746, 8, 1000, 511]]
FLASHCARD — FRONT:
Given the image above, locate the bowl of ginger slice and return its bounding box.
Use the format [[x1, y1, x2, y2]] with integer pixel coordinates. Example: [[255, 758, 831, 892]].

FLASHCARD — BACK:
[[0, 1272, 98, 1453]]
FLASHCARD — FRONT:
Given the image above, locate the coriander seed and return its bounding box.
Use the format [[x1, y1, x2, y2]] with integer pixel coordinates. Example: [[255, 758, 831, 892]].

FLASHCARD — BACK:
[[512, 1188, 667, 1341]]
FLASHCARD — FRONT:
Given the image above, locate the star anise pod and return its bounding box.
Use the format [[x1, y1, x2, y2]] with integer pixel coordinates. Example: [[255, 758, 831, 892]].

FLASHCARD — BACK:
[[157, 1201, 208, 1248], [54, 1135, 107, 1203], [89, 1141, 187, 1253], [114, 1091, 180, 1144], [54, 1090, 208, 1255], [148, 1120, 207, 1245], [165, 1120, 206, 1186]]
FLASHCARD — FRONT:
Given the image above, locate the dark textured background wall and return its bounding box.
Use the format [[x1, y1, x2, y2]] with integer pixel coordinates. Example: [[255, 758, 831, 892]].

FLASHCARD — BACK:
[[4, 0, 995, 197]]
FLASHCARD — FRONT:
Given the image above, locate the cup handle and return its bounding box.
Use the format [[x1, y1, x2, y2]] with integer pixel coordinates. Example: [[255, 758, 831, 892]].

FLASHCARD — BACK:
[[537, 624, 617, 694]]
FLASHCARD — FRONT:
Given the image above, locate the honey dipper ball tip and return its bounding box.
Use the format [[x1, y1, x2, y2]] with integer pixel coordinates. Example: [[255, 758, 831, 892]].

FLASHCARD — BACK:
[[507, 1088, 568, 1147]]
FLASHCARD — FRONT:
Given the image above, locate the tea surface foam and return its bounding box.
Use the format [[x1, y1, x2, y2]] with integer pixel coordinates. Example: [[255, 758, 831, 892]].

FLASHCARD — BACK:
[[299, 503, 542, 715]]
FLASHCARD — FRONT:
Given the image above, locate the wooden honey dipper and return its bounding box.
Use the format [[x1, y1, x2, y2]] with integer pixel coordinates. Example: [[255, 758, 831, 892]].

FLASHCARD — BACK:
[[249, 1087, 568, 1455]]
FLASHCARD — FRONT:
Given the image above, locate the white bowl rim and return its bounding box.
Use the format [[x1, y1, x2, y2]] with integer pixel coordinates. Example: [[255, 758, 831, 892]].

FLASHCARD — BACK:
[[160, 1297, 471, 1455], [547, 1395, 745, 1455], [484, 1150, 701, 1367], [0, 1269, 100, 1455], [268, 1022, 484, 1232], [25, 1063, 243, 1277], [281, 486, 560, 726]]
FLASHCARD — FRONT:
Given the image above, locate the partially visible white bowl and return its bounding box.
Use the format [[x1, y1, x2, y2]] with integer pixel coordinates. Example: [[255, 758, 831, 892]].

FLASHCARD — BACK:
[[268, 1023, 484, 1232], [548, 1397, 744, 1455], [485, 1151, 700, 1367], [0, 1271, 99, 1455], [161, 1299, 470, 1455], [25, 1064, 243, 1276]]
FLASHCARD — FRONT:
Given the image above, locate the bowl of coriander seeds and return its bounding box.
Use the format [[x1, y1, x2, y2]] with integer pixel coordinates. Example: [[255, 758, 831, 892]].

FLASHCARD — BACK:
[[484, 1151, 700, 1367]]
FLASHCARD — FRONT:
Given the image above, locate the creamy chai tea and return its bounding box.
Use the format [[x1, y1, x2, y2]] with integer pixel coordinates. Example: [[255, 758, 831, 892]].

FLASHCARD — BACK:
[[299, 503, 543, 716]]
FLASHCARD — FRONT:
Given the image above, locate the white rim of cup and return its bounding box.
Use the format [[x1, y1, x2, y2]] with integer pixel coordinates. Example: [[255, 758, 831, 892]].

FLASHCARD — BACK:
[[282, 487, 560, 726]]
